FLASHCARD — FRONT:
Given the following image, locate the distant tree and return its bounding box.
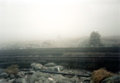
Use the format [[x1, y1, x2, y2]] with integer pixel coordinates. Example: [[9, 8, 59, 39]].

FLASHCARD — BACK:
[[89, 31, 103, 47]]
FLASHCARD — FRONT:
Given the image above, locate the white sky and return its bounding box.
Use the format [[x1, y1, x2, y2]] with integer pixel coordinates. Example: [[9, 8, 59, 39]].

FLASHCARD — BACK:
[[0, 0, 120, 42]]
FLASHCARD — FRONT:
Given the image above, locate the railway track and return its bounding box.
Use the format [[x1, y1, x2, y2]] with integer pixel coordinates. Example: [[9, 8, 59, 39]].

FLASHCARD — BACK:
[[0, 47, 119, 72]]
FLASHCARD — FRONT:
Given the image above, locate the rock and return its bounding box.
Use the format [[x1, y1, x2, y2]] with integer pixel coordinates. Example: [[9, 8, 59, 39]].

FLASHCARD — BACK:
[[48, 77, 54, 81], [56, 78, 72, 83], [9, 74, 15, 79], [52, 75, 65, 81], [43, 66, 64, 72], [18, 71, 25, 78], [48, 77, 56, 83], [34, 81, 40, 83], [101, 75, 120, 83], [39, 80, 43, 83], [70, 75, 79, 83], [43, 79, 50, 83], [54, 66, 64, 72], [0, 69, 3, 74], [16, 78, 23, 83], [0, 79, 7, 83], [44, 63, 56, 67], [39, 76, 46, 82], [33, 71, 42, 77], [80, 77, 91, 83], [48, 67, 58, 72], [31, 63, 43, 70], [8, 79, 15, 83], [22, 78, 27, 83], [30, 74, 39, 83], [83, 79, 91, 83], [0, 72, 8, 78], [40, 73, 50, 78]]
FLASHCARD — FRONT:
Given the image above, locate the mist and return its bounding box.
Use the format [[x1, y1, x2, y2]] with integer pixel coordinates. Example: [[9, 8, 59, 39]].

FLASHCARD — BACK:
[[0, 0, 120, 43]]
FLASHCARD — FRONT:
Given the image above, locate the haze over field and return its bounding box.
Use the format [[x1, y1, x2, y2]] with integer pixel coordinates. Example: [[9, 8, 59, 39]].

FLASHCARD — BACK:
[[0, 0, 120, 43]]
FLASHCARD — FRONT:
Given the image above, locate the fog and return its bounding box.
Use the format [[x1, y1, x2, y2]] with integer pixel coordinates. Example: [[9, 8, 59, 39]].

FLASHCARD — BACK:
[[0, 0, 120, 43]]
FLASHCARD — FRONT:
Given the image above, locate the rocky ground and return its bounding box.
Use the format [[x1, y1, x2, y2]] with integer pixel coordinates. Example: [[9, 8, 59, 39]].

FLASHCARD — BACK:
[[0, 62, 92, 83], [0, 62, 120, 83]]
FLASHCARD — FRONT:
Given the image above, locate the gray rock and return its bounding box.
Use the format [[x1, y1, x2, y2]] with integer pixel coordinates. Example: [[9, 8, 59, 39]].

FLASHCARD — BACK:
[[22, 78, 27, 83], [80, 77, 91, 83], [16, 78, 23, 83], [53, 66, 64, 72], [43, 79, 50, 83], [8, 79, 15, 83], [44, 63, 56, 67], [30, 74, 40, 83], [43, 66, 63, 72], [48, 67, 58, 72], [25, 75, 33, 83], [9, 74, 15, 79], [101, 75, 120, 83], [0, 79, 7, 83], [0, 72, 8, 78], [34, 81, 40, 83], [52, 75, 65, 81], [39, 80, 43, 83], [34, 71, 42, 77], [0, 69, 3, 74], [31, 63, 43, 70], [39, 76, 46, 82], [18, 71, 25, 78], [56, 79, 72, 83]]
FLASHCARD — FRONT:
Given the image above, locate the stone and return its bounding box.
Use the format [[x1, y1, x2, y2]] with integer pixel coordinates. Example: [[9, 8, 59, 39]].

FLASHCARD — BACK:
[[43, 79, 50, 83], [54, 66, 64, 72], [8, 79, 15, 83], [101, 75, 120, 83], [18, 71, 25, 78], [39, 76, 47, 82], [9, 74, 15, 79], [80, 77, 91, 83], [52, 75, 65, 81], [0, 69, 3, 74], [16, 78, 23, 83], [35, 81, 40, 83], [0, 79, 7, 83], [31, 63, 43, 70], [0, 72, 8, 78], [44, 63, 56, 67]]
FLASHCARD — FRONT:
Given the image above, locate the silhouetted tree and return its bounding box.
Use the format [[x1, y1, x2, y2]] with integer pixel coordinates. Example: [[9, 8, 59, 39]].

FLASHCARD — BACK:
[[89, 31, 103, 47]]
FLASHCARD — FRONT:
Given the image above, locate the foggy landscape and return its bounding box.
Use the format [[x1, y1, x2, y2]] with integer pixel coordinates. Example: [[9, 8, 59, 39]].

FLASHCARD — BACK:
[[0, 0, 120, 83], [0, 0, 120, 41], [0, 0, 120, 49]]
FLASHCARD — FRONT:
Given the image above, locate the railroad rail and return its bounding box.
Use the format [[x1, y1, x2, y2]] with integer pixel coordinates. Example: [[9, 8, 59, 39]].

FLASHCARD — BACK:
[[0, 47, 119, 72]]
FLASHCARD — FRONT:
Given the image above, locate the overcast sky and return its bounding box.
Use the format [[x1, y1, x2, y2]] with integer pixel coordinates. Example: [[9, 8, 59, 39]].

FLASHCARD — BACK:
[[0, 0, 120, 42]]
